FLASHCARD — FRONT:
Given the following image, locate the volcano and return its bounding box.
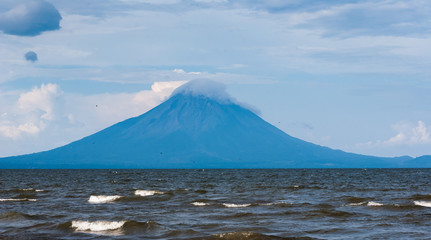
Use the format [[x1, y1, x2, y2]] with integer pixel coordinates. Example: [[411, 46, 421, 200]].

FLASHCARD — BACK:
[[1, 80, 423, 168]]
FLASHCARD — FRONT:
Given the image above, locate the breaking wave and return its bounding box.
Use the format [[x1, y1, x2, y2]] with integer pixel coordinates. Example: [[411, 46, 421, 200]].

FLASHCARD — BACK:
[[222, 203, 251, 208], [260, 201, 292, 207], [21, 188, 45, 192], [414, 201, 431, 208], [88, 195, 123, 204], [367, 201, 384, 207], [134, 190, 164, 196], [66, 220, 161, 235], [346, 202, 366, 206], [71, 220, 125, 232], [345, 201, 384, 207], [191, 201, 210, 206], [0, 198, 37, 202]]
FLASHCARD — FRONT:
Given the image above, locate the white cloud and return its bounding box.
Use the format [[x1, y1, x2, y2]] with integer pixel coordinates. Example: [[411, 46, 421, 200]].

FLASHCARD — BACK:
[[173, 69, 201, 75], [384, 121, 431, 145], [149, 80, 187, 97], [351, 121, 431, 157], [173, 68, 186, 74], [18, 83, 61, 121], [0, 122, 41, 139], [172, 79, 228, 100], [171, 79, 261, 114], [0, 83, 60, 140], [355, 121, 431, 149]]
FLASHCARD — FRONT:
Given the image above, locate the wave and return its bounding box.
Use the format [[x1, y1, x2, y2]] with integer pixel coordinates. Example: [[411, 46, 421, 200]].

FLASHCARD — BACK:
[[409, 194, 431, 201], [214, 231, 288, 239], [214, 231, 258, 238], [216, 212, 255, 220], [414, 201, 431, 208], [21, 188, 45, 192], [260, 201, 292, 207], [195, 189, 208, 194], [346, 202, 366, 206], [367, 201, 384, 207], [134, 190, 164, 196], [0, 198, 37, 202], [68, 220, 161, 235], [71, 220, 126, 232], [222, 203, 251, 208], [345, 201, 384, 207], [122, 220, 161, 235], [88, 195, 123, 204], [345, 201, 425, 210], [305, 208, 356, 218], [344, 196, 369, 203], [0, 211, 40, 221], [191, 201, 210, 206], [201, 201, 293, 208]]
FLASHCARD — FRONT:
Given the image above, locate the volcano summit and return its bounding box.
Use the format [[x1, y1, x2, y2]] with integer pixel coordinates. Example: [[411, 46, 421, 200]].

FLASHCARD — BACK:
[[1, 80, 426, 168]]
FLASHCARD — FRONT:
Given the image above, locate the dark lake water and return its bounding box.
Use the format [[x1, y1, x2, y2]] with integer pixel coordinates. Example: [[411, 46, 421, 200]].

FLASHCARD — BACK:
[[1, 169, 431, 239]]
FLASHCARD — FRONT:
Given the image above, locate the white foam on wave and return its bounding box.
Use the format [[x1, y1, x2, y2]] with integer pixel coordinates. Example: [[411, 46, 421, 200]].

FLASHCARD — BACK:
[[21, 188, 44, 192], [260, 201, 291, 206], [0, 198, 37, 202], [414, 201, 431, 208], [88, 195, 123, 204], [346, 202, 366, 206], [215, 231, 254, 238], [71, 220, 125, 232], [134, 190, 164, 196], [192, 202, 209, 206], [367, 201, 384, 206], [222, 203, 251, 208]]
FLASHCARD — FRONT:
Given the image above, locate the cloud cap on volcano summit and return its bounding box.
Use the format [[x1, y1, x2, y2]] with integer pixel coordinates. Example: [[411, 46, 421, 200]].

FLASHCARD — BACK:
[[171, 79, 232, 103], [171, 79, 261, 115]]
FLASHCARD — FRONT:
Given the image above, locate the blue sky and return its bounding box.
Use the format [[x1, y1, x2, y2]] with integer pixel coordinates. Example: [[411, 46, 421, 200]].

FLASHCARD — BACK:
[[0, 0, 431, 158]]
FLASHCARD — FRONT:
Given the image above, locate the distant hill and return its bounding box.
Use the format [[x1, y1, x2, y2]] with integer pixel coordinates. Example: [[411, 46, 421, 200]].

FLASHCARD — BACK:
[[408, 155, 431, 168], [1, 80, 427, 168]]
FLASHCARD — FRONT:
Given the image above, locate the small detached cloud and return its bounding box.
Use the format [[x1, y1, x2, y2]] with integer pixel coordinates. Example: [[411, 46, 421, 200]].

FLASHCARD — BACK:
[[25, 51, 38, 62], [0, 0, 62, 36]]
